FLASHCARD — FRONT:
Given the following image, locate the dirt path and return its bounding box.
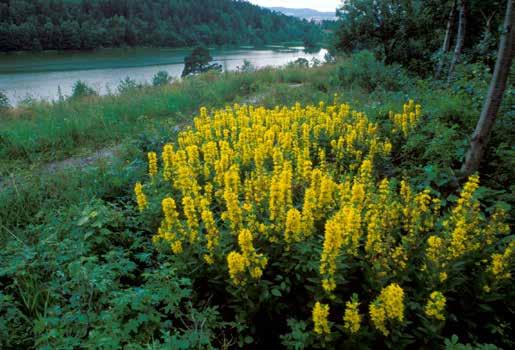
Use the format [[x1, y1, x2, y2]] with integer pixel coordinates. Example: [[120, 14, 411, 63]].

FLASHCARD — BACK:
[[44, 145, 121, 173], [0, 145, 121, 192]]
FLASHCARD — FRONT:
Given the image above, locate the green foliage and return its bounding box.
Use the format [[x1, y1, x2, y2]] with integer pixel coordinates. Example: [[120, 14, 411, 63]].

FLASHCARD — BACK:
[[338, 51, 410, 92], [182, 47, 222, 77], [444, 335, 502, 350], [152, 71, 172, 87], [0, 0, 323, 52], [0, 199, 225, 349], [117, 77, 139, 94], [237, 60, 256, 73], [333, 0, 509, 73], [71, 80, 97, 99], [0, 91, 9, 111]]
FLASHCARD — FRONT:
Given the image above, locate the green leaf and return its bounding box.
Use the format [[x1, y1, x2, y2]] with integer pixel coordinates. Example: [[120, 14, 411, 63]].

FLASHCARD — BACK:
[[244, 336, 254, 344], [271, 289, 282, 297]]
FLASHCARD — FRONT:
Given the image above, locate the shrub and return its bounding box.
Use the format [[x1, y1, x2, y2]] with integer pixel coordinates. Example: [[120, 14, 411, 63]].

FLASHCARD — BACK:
[[133, 101, 512, 348], [338, 51, 410, 92], [237, 59, 256, 73], [71, 80, 97, 99], [152, 70, 172, 86], [117, 76, 139, 94], [0, 91, 10, 111]]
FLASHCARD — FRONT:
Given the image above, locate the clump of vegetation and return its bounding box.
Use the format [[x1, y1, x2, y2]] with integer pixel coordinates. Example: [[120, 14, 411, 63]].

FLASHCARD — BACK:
[[117, 77, 139, 94], [129, 101, 512, 348], [337, 51, 409, 91], [71, 80, 97, 99], [152, 71, 172, 86], [0, 91, 10, 112], [182, 46, 222, 77]]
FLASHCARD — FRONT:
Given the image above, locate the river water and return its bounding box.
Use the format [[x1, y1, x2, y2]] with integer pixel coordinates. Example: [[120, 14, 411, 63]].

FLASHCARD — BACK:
[[0, 46, 327, 105]]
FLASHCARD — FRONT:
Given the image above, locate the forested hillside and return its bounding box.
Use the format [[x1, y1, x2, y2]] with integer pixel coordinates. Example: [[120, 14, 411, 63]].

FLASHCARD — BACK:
[[0, 0, 323, 52]]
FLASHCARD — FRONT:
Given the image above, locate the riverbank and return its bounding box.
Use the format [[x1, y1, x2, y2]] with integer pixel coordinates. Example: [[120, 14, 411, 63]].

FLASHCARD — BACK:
[[0, 46, 327, 105], [2, 53, 512, 234]]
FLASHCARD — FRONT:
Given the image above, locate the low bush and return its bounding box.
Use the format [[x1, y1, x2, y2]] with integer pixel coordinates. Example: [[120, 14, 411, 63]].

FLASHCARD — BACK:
[[152, 70, 173, 86], [71, 80, 97, 99], [130, 102, 512, 348], [338, 51, 411, 92]]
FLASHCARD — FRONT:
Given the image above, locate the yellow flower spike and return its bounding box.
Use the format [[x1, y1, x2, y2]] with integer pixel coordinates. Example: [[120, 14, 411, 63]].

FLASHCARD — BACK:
[[134, 182, 147, 212], [488, 241, 514, 281], [284, 208, 302, 248], [343, 294, 362, 334], [369, 301, 388, 336], [425, 291, 446, 321], [369, 283, 405, 336], [148, 152, 158, 177], [312, 302, 330, 335], [227, 251, 247, 285], [162, 197, 179, 230], [182, 196, 199, 243], [162, 144, 174, 180]]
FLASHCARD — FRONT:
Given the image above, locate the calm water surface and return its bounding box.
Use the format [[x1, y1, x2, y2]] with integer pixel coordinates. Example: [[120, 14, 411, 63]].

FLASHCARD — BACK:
[[0, 46, 327, 105]]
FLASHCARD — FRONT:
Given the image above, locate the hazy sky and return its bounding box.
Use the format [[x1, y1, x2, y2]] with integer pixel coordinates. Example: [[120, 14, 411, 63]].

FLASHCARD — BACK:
[[249, 0, 341, 12]]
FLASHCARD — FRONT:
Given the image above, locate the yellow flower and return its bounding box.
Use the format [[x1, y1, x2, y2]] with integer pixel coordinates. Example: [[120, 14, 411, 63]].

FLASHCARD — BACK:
[[182, 196, 199, 243], [488, 241, 514, 281], [426, 235, 444, 263], [343, 295, 361, 334], [148, 152, 158, 177], [162, 197, 179, 229], [162, 144, 174, 180], [439, 272, 448, 282], [369, 301, 388, 336], [425, 291, 446, 321], [284, 208, 302, 247], [312, 302, 330, 335], [381, 283, 404, 322], [227, 251, 247, 285], [369, 283, 405, 336], [226, 229, 268, 285], [134, 182, 147, 212]]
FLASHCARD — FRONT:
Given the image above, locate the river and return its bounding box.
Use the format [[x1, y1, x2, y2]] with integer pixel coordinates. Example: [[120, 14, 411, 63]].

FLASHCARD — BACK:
[[0, 46, 327, 105]]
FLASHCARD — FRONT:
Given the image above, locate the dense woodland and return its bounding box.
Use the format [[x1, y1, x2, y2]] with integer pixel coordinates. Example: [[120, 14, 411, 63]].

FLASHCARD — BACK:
[[334, 0, 509, 74], [0, 0, 324, 51]]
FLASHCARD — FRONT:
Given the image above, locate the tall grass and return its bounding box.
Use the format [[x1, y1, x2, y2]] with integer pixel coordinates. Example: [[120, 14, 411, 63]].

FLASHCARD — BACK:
[[0, 65, 339, 171]]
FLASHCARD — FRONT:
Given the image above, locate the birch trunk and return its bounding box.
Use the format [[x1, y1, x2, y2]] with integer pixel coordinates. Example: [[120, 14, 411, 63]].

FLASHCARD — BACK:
[[435, 0, 456, 79], [447, 0, 467, 81], [461, 0, 514, 177]]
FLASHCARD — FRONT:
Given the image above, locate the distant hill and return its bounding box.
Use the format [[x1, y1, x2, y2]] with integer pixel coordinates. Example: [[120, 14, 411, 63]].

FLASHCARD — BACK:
[[268, 7, 337, 21], [0, 0, 324, 52]]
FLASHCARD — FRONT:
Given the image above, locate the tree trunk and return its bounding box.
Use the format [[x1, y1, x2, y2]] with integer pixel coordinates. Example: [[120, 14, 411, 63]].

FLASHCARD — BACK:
[[461, 0, 514, 177], [447, 0, 467, 81], [435, 0, 456, 79]]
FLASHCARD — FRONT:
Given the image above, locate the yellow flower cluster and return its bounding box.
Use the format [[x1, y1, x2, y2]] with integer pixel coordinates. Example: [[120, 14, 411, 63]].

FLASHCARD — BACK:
[[488, 240, 514, 281], [390, 100, 422, 136], [425, 175, 492, 280], [425, 291, 446, 321], [137, 102, 395, 281], [227, 229, 268, 285], [312, 302, 330, 335], [148, 152, 158, 177], [134, 182, 147, 212], [343, 295, 362, 334], [132, 102, 509, 338], [369, 283, 405, 336]]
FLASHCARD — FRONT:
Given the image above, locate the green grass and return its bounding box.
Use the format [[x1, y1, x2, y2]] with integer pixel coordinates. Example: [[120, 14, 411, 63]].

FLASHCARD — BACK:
[[0, 64, 339, 174]]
